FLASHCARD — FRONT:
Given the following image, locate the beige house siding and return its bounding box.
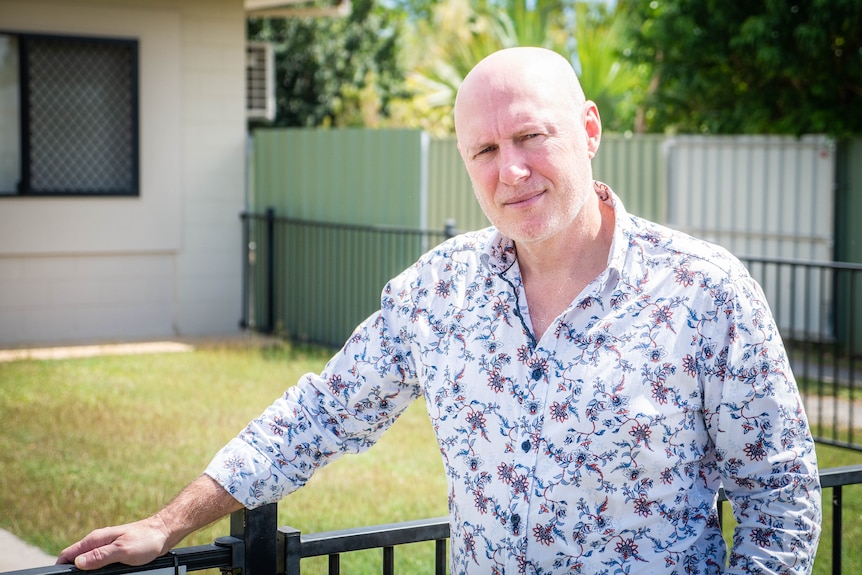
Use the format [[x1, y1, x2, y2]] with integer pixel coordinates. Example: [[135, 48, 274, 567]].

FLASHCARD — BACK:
[[0, 0, 245, 346]]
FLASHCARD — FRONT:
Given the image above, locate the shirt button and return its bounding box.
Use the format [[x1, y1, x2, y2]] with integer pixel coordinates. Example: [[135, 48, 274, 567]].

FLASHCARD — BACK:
[[511, 513, 521, 531], [521, 440, 531, 452], [531, 368, 542, 380]]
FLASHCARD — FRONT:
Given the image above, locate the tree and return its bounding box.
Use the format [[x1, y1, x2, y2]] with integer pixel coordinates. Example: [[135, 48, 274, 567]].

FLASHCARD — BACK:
[[391, 0, 639, 134], [569, 1, 645, 132], [619, 0, 862, 136], [247, 0, 406, 128], [388, 0, 569, 135]]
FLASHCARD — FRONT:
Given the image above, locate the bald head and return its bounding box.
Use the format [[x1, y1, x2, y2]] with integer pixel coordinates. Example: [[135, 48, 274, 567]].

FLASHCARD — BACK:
[[450, 46, 604, 248], [454, 47, 587, 140]]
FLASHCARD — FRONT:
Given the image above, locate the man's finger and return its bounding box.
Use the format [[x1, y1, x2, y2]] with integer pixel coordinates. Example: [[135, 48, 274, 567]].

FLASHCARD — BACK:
[[56, 527, 127, 569], [74, 546, 113, 570]]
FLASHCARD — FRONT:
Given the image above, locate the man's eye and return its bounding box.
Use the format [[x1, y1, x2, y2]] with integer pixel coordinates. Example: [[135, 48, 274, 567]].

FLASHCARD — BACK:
[[477, 145, 496, 156]]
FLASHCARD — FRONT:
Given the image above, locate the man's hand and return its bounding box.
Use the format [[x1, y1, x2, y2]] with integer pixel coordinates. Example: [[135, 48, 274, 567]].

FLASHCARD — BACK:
[[56, 515, 171, 570], [56, 474, 244, 570]]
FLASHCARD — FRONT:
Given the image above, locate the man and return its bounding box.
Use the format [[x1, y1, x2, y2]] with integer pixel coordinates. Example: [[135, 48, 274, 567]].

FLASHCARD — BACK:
[[59, 47, 821, 574]]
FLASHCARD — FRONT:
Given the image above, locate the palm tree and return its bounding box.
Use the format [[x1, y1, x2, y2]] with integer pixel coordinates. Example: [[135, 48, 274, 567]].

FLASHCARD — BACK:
[[570, 1, 644, 131], [392, 0, 639, 134]]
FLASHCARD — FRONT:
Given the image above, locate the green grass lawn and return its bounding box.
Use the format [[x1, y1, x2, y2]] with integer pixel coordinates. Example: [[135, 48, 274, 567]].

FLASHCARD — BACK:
[[1, 339, 860, 574]]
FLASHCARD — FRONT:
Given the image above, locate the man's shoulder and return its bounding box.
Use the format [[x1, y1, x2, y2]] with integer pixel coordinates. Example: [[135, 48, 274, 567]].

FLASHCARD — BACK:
[[382, 227, 497, 305], [418, 226, 497, 265], [624, 214, 748, 279]]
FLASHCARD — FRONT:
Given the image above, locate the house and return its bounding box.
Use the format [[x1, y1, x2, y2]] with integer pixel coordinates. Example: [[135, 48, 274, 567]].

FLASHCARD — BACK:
[[0, 0, 343, 347]]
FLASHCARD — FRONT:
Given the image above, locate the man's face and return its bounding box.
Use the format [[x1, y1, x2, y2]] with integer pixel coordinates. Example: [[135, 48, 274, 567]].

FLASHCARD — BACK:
[[456, 78, 600, 247]]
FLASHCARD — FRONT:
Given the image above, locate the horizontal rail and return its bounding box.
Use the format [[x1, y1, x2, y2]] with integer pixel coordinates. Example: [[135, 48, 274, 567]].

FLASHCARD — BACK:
[[818, 464, 862, 488], [739, 255, 862, 271], [282, 516, 450, 558], [239, 211, 456, 238], [3, 543, 235, 575]]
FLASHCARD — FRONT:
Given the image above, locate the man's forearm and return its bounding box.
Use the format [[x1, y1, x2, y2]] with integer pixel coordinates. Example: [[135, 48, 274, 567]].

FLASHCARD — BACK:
[[157, 474, 245, 550]]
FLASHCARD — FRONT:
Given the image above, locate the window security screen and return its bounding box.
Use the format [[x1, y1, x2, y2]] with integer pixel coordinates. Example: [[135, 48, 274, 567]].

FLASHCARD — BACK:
[[24, 36, 138, 195]]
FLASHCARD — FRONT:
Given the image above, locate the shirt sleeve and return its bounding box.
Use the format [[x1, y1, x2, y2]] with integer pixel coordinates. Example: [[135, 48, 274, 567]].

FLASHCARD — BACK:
[[703, 272, 822, 574], [204, 279, 422, 509]]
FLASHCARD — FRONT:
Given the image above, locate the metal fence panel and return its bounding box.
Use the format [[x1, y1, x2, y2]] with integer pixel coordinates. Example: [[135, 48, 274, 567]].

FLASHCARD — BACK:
[[740, 257, 862, 449], [244, 131, 862, 450], [251, 128, 426, 227], [592, 133, 666, 223], [426, 135, 489, 233], [242, 211, 449, 347], [247, 130, 859, 350], [666, 135, 835, 260], [835, 138, 862, 354], [666, 135, 837, 339]]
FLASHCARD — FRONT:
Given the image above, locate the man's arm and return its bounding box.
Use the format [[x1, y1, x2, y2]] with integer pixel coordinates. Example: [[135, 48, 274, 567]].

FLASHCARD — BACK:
[[706, 275, 821, 573], [56, 474, 243, 570]]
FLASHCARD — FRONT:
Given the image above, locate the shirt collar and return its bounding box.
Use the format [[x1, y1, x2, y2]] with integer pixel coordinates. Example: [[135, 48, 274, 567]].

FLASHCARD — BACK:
[[598, 181, 630, 276], [479, 181, 630, 277]]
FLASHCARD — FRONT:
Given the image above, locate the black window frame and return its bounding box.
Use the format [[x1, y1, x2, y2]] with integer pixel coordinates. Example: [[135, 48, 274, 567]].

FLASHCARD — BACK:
[[1, 31, 140, 197]]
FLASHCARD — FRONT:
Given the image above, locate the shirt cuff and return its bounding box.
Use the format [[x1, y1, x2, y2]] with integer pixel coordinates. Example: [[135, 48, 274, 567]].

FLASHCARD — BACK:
[[204, 436, 302, 509]]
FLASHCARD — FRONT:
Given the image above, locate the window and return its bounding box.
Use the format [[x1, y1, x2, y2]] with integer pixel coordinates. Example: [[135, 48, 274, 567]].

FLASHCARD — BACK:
[[0, 32, 138, 196], [246, 42, 275, 121]]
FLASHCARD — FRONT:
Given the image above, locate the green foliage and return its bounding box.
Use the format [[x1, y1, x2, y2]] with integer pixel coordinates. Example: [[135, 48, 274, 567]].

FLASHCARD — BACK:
[[394, 0, 639, 134], [570, 1, 645, 131], [247, 0, 407, 128], [246, 0, 640, 134], [619, 0, 862, 136], [393, 0, 570, 135]]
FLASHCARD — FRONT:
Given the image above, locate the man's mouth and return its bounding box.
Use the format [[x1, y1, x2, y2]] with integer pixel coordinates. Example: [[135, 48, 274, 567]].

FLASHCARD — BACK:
[[505, 189, 546, 208]]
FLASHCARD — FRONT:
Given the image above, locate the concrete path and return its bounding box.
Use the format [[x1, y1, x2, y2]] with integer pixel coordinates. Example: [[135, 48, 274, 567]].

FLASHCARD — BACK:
[[0, 341, 194, 363], [0, 529, 56, 572]]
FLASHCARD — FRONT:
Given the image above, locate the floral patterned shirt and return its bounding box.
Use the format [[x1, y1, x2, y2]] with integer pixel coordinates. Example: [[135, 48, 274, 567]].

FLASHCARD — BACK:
[[206, 183, 821, 574]]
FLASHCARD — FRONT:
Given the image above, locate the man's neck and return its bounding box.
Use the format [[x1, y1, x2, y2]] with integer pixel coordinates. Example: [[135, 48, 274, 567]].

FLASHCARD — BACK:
[[517, 197, 614, 285], [517, 198, 615, 339]]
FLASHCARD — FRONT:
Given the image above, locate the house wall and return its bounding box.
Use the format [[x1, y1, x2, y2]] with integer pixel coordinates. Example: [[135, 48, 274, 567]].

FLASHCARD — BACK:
[[0, 0, 246, 346]]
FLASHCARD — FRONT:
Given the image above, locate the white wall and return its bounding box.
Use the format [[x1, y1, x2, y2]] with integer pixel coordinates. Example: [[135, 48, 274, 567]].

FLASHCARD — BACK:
[[0, 0, 246, 346]]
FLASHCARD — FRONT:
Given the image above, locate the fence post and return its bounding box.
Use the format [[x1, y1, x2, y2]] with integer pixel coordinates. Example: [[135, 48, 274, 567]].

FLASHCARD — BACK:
[[239, 212, 250, 330], [230, 504, 279, 575], [279, 526, 302, 575], [265, 207, 276, 334], [444, 219, 457, 239], [833, 485, 842, 575]]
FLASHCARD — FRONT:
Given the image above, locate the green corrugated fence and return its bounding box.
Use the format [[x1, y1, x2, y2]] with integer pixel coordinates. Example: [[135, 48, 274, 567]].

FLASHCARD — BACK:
[[245, 128, 862, 352], [245, 128, 668, 346]]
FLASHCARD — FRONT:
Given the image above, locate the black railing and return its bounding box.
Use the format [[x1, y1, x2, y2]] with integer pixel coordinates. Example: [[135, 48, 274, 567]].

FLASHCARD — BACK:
[[280, 516, 450, 575], [6, 465, 860, 575], [740, 256, 862, 450], [239, 210, 453, 349]]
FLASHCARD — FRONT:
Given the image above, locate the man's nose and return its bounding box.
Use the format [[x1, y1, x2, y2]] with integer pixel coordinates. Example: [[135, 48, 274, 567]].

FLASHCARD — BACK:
[[498, 147, 530, 186]]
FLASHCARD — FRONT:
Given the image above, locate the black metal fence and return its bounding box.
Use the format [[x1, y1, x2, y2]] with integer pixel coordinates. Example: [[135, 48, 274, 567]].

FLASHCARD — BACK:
[[5, 465, 862, 575], [241, 210, 862, 451], [741, 256, 862, 450], [240, 209, 453, 348]]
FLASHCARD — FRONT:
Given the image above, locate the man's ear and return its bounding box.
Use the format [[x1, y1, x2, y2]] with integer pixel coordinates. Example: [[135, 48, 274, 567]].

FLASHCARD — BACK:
[[583, 101, 602, 159]]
